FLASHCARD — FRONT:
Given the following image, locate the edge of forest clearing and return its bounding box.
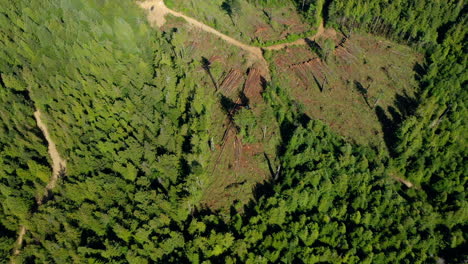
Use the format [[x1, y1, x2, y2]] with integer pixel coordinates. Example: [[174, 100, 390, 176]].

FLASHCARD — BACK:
[[138, 0, 334, 78]]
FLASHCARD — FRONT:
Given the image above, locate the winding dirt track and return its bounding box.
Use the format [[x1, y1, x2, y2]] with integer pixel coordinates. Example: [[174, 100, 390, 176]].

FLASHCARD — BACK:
[[139, 0, 264, 59], [11, 110, 66, 261], [138, 0, 331, 78], [34, 110, 67, 201], [11, 226, 26, 257]]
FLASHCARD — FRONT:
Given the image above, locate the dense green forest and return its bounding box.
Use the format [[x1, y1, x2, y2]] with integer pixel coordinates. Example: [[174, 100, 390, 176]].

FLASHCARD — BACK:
[[0, 0, 466, 263]]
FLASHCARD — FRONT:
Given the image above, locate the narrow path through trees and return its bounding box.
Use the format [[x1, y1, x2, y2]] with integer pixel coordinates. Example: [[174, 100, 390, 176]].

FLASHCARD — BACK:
[[11, 110, 67, 262], [33, 110, 67, 202]]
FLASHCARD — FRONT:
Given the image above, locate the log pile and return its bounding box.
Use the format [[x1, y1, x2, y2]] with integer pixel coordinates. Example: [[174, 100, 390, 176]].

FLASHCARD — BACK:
[[243, 68, 263, 104], [219, 69, 243, 95]]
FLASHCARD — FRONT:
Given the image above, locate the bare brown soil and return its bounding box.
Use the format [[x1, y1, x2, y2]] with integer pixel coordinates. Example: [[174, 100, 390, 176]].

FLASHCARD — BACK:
[[11, 226, 26, 258], [254, 25, 269, 35], [244, 68, 263, 104], [289, 57, 324, 88], [34, 111, 67, 204]]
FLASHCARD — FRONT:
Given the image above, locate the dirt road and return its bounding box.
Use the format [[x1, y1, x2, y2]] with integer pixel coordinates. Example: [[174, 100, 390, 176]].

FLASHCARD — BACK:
[[138, 0, 335, 78], [34, 110, 67, 204], [139, 0, 264, 59], [11, 110, 66, 261], [139, 0, 333, 55]]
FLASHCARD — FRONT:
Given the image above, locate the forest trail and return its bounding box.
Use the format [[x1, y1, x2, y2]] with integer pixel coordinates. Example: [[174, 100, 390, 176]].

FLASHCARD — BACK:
[[138, 0, 334, 78], [11, 226, 26, 257], [139, 0, 264, 59], [11, 110, 67, 261], [34, 110, 67, 203]]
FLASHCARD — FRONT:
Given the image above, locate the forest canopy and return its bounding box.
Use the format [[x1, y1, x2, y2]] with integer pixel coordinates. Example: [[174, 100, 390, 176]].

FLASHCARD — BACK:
[[0, 0, 466, 263]]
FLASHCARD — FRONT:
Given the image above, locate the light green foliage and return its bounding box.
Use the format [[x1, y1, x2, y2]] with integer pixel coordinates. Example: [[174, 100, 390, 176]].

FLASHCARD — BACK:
[[390, 17, 468, 262], [1, 0, 214, 261], [0, 0, 465, 263]]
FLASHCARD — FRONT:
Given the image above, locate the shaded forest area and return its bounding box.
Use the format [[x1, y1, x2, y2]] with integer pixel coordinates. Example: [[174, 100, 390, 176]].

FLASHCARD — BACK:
[[0, 0, 466, 263]]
